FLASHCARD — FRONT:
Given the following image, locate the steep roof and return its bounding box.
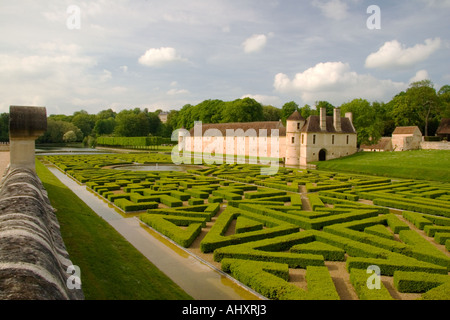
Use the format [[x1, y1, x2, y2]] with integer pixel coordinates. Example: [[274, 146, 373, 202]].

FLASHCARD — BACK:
[[287, 110, 305, 121], [360, 137, 392, 150], [189, 121, 286, 137], [392, 126, 422, 135], [300, 116, 356, 134], [436, 118, 450, 135]]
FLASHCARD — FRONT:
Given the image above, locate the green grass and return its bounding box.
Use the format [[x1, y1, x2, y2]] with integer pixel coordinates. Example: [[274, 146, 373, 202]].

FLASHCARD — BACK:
[[313, 150, 450, 182], [36, 159, 192, 300]]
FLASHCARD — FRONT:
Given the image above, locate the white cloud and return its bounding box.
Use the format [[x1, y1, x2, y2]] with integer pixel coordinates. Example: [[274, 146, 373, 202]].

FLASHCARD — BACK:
[[167, 88, 190, 95], [419, 0, 450, 8], [311, 0, 348, 20], [242, 34, 270, 54], [409, 70, 430, 83], [365, 38, 441, 69], [138, 47, 187, 67], [119, 65, 128, 73], [274, 62, 406, 105]]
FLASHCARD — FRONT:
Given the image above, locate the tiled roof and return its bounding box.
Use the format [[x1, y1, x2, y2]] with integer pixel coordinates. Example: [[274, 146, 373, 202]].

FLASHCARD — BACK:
[[392, 126, 421, 135], [287, 110, 305, 121], [189, 121, 286, 137], [436, 118, 450, 135], [300, 116, 356, 134], [360, 137, 392, 150]]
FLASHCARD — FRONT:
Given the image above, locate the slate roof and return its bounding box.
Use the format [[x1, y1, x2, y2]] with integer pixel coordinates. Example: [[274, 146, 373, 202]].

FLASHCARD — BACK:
[[300, 116, 356, 134], [189, 121, 286, 137], [287, 110, 305, 121]]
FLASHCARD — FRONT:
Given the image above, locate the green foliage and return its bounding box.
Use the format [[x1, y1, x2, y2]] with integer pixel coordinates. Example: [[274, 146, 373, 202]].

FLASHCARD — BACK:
[[140, 214, 204, 248], [394, 270, 450, 293], [350, 268, 393, 300]]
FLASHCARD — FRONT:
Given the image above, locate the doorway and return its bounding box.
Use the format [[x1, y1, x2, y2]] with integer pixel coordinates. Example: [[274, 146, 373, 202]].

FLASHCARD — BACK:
[[319, 149, 327, 161]]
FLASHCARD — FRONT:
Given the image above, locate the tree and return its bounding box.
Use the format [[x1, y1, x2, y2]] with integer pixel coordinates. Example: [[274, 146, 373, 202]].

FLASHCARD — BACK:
[[340, 99, 384, 146], [114, 109, 150, 137], [63, 130, 78, 143], [390, 80, 440, 136], [0, 113, 9, 142], [94, 117, 116, 136], [438, 85, 450, 118], [147, 111, 162, 135], [300, 104, 313, 119], [280, 101, 299, 125], [315, 101, 335, 115], [39, 119, 82, 143], [262, 105, 281, 121], [72, 110, 96, 138], [221, 98, 264, 123]]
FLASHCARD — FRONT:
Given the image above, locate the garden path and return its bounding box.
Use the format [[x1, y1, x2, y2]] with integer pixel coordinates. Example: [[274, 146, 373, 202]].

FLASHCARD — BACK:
[[46, 165, 263, 300]]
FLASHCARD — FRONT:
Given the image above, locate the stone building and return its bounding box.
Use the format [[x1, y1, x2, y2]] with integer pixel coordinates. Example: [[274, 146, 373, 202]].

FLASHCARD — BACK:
[[360, 137, 393, 152], [436, 118, 450, 141], [178, 107, 357, 166], [391, 126, 423, 151]]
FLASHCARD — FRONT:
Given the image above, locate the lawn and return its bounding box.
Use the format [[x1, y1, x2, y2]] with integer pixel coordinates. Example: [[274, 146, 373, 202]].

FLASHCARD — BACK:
[[36, 159, 192, 300], [313, 150, 450, 182]]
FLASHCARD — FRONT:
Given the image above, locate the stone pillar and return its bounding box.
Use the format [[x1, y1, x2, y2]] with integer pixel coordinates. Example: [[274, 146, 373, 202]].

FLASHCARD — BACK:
[[9, 106, 47, 171]]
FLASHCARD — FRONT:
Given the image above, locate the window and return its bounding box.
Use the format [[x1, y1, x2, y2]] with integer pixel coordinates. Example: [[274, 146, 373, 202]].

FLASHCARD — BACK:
[[346, 135, 349, 144], [292, 137, 295, 144], [297, 122, 300, 130], [301, 134, 304, 144], [332, 135, 335, 145], [313, 135, 316, 144]]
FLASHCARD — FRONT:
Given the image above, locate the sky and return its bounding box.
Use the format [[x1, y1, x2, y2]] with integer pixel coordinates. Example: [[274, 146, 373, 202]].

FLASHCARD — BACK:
[[1, 0, 449, 116]]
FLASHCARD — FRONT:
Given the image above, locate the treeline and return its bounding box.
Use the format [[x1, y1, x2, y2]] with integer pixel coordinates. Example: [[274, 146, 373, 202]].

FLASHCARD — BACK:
[[166, 80, 449, 146], [0, 80, 448, 147]]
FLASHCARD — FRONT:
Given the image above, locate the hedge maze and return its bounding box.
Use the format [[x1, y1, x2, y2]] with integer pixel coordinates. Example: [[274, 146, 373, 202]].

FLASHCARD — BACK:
[[43, 153, 450, 300]]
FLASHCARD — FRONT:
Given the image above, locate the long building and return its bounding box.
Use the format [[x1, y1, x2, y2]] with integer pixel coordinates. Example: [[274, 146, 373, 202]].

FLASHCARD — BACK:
[[178, 107, 357, 166]]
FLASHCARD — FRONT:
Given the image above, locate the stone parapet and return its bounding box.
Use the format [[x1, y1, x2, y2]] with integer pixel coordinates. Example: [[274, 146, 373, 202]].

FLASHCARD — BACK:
[[0, 167, 84, 300]]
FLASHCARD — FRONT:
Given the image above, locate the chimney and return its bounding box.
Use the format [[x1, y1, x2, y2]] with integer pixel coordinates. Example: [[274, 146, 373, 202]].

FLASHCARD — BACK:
[[345, 112, 353, 124], [320, 107, 327, 131], [334, 108, 341, 132]]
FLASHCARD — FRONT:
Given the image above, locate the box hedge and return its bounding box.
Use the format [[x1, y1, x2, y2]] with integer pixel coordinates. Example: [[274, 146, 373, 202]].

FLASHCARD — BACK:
[[393, 270, 450, 293], [140, 214, 203, 248], [350, 268, 393, 300]]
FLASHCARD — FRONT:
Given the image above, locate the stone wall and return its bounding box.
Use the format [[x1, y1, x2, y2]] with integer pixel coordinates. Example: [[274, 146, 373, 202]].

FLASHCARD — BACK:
[[0, 167, 84, 300], [420, 141, 450, 150]]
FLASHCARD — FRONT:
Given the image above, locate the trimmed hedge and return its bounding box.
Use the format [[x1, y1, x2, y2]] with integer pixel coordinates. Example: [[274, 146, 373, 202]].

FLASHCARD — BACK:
[[140, 214, 203, 248], [220, 259, 308, 300], [399, 229, 450, 270], [373, 198, 450, 218], [235, 216, 263, 234], [114, 198, 158, 212], [290, 241, 345, 261], [200, 206, 299, 253], [350, 268, 393, 300], [393, 270, 450, 293], [159, 195, 183, 207]]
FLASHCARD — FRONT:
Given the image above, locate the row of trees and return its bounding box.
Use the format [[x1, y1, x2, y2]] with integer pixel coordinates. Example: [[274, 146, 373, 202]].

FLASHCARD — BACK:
[[166, 80, 449, 146], [0, 80, 448, 147]]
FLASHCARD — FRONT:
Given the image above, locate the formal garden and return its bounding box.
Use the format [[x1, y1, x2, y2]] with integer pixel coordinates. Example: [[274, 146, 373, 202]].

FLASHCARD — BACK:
[[39, 152, 450, 300]]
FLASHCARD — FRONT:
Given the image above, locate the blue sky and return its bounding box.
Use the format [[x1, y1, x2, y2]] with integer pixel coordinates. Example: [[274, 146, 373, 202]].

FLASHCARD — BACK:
[[1, 0, 449, 115]]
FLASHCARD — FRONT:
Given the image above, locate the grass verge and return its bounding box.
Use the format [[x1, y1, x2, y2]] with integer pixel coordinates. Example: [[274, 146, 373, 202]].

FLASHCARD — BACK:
[[313, 150, 450, 182], [36, 159, 192, 300]]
